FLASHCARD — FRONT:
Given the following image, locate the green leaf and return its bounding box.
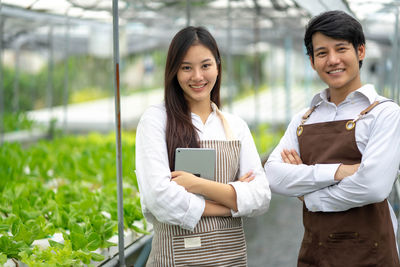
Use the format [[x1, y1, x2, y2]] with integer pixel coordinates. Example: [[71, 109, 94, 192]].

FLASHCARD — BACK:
[[90, 252, 105, 262], [0, 253, 7, 265], [131, 225, 150, 235], [0, 235, 30, 259], [70, 231, 87, 250], [74, 250, 92, 264], [86, 232, 101, 251], [48, 240, 64, 249], [0, 224, 9, 232], [102, 240, 117, 248], [12, 221, 36, 245]]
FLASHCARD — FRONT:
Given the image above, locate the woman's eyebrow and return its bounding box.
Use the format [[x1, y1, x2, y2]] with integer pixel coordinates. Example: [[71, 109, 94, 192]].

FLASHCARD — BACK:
[[181, 58, 213, 65]]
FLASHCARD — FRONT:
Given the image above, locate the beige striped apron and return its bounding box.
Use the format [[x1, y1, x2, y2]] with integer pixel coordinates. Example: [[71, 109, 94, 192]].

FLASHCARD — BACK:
[[147, 111, 247, 266]]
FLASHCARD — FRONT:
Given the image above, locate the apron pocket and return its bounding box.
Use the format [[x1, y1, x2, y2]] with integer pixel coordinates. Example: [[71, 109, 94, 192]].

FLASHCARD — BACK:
[[323, 232, 378, 266], [172, 227, 247, 267]]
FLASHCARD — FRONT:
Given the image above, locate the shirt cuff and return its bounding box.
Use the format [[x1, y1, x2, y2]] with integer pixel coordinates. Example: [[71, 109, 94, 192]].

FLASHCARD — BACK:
[[229, 182, 247, 217], [304, 190, 322, 212], [180, 194, 205, 231], [314, 163, 341, 186]]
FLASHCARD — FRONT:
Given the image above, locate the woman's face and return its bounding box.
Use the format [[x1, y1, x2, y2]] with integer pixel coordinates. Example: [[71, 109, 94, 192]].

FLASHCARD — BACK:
[[177, 44, 219, 108]]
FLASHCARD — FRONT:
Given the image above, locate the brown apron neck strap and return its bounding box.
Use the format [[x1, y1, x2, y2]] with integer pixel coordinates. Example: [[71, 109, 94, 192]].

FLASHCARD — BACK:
[[360, 99, 393, 115], [360, 101, 379, 115], [346, 99, 394, 130], [301, 101, 323, 123]]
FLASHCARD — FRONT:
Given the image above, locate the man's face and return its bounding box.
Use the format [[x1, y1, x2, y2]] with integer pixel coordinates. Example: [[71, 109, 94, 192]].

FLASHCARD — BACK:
[[310, 32, 365, 93]]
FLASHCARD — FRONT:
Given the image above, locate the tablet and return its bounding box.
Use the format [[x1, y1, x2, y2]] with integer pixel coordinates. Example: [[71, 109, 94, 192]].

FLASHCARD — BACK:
[[174, 148, 216, 180]]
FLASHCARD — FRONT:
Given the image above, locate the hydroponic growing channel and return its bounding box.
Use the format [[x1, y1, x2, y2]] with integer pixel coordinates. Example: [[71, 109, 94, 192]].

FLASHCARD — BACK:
[[0, 132, 148, 266]]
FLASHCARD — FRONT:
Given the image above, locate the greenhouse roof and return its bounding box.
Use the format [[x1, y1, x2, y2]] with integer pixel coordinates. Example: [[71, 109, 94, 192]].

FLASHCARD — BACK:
[[1, 0, 399, 55]]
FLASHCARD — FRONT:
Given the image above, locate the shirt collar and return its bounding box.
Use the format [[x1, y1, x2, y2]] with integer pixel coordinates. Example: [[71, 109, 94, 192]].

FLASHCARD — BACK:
[[309, 84, 378, 107]]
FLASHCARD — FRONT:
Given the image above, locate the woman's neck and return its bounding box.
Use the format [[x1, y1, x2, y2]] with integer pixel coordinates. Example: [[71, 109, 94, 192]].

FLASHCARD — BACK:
[[190, 100, 213, 124]]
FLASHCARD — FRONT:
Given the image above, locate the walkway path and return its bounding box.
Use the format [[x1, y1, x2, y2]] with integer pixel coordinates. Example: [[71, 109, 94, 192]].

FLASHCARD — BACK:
[[26, 86, 312, 133], [244, 194, 303, 267]]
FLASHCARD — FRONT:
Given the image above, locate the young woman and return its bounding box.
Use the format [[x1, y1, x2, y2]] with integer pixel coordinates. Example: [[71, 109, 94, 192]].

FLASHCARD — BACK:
[[135, 26, 271, 266]]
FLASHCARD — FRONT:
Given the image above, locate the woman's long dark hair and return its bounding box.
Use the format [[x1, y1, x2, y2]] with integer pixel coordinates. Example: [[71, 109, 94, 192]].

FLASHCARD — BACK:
[[165, 26, 222, 170]]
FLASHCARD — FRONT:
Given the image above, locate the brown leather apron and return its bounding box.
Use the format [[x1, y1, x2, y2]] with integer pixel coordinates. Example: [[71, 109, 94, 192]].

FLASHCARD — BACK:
[[297, 101, 399, 267]]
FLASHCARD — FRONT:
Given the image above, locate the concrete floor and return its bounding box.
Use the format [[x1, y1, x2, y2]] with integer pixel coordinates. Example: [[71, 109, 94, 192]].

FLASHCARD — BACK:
[[244, 193, 303, 267]]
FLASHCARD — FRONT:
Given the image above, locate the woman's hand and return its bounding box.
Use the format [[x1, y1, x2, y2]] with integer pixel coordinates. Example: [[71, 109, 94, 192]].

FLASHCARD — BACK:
[[238, 171, 255, 182], [281, 149, 303, 165], [171, 171, 201, 193]]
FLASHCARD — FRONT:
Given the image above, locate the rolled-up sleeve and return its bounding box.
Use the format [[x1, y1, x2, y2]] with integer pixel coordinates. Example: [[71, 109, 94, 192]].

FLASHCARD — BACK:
[[135, 105, 205, 231], [229, 118, 271, 217]]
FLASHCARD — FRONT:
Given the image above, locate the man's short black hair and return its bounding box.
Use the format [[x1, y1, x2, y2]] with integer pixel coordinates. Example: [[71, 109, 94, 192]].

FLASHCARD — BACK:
[[304, 10, 366, 68]]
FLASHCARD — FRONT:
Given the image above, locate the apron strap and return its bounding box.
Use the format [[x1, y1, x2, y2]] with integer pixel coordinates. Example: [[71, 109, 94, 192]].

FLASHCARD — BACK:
[[350, 99, 394, 126], [212, 103, 235, 141], [298, 98, 393, 134], [300, 101, 323, 124]]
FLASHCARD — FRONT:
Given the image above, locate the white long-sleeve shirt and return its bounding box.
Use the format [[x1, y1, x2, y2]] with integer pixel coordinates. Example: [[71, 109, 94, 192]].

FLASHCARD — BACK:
[[265, 84, 400, 215], [136, 103, 271, 231]]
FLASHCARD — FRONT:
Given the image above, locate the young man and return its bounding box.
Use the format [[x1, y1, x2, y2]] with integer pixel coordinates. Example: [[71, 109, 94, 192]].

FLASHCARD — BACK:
[[264, 10, 400, 266]]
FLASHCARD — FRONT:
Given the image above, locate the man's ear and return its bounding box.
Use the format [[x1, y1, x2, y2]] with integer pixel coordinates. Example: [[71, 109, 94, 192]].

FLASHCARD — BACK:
[[309, 55, 316, 70], [357, 44, 366, 61]]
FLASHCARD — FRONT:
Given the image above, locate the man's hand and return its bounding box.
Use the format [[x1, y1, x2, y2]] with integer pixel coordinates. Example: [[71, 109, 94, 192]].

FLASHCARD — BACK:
[[334, 164, 360, 181], [281, 149, 303, 165]]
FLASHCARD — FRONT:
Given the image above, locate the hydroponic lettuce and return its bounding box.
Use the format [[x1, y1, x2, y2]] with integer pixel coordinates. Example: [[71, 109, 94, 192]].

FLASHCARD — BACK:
[[0, 132, 147, 266]]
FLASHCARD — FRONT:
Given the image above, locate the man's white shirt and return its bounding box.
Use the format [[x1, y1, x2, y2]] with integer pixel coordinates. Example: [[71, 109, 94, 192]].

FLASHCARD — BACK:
[[265, 84, 400, 234]]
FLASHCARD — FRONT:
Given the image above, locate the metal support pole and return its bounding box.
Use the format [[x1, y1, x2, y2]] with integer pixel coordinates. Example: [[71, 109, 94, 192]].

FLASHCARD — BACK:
[[284, 36, 292, 125], [395, 7, 400, 104], [269, 47, 276, 124], [63, 15, 70, 133], [391, 7, 399, 102], [226, 0, 233, 112], [186, 0, 191, 26], [0, 4, 4, 143], [13, 45, 20, 113], [112, 0, 125, 266], [304, 45, 312, 106], [376, 58, 385, 96], [47, 25, 54, 119], [253, 5, 261, 141]]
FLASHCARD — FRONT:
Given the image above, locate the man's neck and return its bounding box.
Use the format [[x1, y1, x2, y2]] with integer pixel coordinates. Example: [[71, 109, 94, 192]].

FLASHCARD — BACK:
[[328, 84, 362, 106]]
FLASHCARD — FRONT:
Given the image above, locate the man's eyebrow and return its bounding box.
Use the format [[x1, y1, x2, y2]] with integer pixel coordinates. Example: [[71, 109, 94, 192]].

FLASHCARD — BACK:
[[335, 42, 350, 47], [314, 46, 326, 53], [314, 42, 350, 53]]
